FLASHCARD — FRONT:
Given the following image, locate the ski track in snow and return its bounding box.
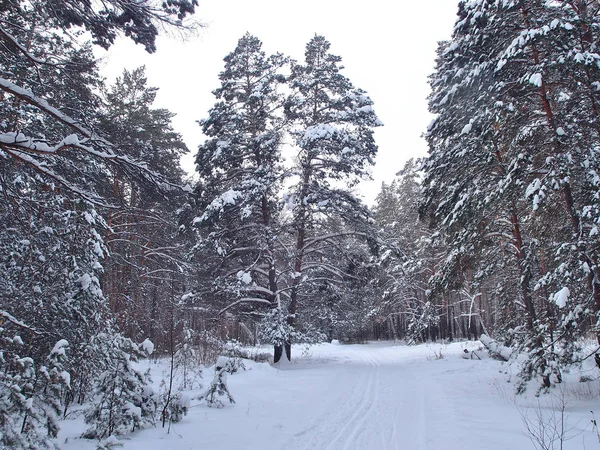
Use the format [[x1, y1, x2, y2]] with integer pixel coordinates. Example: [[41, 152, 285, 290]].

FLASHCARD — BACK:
[[287, 345, 458, 450], [338, 351, 379, 450], [322, 349, 380, 450]]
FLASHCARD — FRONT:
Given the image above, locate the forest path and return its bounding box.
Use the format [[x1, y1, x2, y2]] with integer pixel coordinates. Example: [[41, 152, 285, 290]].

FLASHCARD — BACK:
[[65, 341, 588, 450], [280, 342, 478, 450]]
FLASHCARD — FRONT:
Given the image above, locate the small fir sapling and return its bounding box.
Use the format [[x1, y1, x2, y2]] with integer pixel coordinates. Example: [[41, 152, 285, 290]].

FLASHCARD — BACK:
[[83, 335, 157, 440], [37, 340, 71, 439], [160, 392, 190, 425], [223, 340, 247, 373], [174, 328, 203, 390], [199, 357, 236, 408], [0, 337, 71, 449], [0, 330, 37, 449], [158, 355, 196, 427]]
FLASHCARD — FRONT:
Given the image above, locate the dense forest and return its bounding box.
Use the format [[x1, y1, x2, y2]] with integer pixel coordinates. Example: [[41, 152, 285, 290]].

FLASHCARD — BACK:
[[2, 0, 600, 447]]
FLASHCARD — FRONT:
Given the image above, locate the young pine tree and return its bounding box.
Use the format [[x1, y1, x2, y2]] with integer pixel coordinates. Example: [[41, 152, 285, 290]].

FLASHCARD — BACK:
[[84, 335, 156, 441]]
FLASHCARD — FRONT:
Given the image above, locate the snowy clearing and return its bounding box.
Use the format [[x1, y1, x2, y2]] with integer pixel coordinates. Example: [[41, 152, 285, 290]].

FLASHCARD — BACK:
[[61, 341, 600, 449]]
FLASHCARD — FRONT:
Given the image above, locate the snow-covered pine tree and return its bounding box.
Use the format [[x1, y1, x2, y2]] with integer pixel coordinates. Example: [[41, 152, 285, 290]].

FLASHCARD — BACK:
[[282, 35, 382, 359], [486, 0, 600, 389], [422, 0, 561, 389], [1, 0, 199, 445], [84, 335, 156, 440], [0, 333, 70, 449], [0, 4, 111, 394], [173, 328, 202, 390], [371, 160, 444, 342], [199, 357, 235, 408], [101, 67, 187, 185], [192, 33, 288, 357], [0, 176, 113, 424], [31, 340, 71, 441], [423, 0, 535, 325], [0, 1, 196, 206], [424, 0, 600, 390]]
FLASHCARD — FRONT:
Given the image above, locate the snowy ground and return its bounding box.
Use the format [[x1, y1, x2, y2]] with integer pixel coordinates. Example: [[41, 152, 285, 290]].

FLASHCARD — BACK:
[[61, 341, 600, 449]]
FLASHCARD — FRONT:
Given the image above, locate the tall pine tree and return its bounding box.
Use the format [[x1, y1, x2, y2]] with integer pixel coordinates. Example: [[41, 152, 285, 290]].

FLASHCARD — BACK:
[[282, 35, 381, 359], [192, 34, 288, 358]]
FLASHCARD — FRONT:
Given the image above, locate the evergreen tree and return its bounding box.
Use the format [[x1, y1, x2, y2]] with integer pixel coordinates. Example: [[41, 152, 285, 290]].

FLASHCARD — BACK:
[[83, 335, 156, 441], [0, 1, 198, 445], [173, 328, 203, 391], [422, 0, 600, 390], [0, 1, 196, 204], [199, 359, 235, 408], [0, 336, 70, 449], [422, 0, 559, 389], [99, 67, 190, 344], [371, 160, 440, 342], [282, 35, 381, 359], [191, 34, 288, 357]]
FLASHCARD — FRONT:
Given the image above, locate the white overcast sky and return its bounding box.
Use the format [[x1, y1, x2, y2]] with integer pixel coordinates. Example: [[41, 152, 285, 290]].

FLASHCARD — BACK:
[[98, 0, 459, 204]]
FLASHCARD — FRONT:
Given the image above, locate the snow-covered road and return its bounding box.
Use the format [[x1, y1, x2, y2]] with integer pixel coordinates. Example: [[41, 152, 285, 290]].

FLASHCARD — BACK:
[[278, 343, 521, 450], [62, 341, 599, 449]]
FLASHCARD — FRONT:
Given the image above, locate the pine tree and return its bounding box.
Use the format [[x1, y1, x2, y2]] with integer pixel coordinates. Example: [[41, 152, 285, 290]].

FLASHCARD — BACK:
[[282, 35, 382, 359], [0, 1, 196, 205], [199, 360, 235, 408], [0, 336, 70, 449], [422, 0, 559, 389], [372, 160, 441, 342], [99, 67, 189, 343], [83, 335, 156, 440], [423, 0, 600, 390], [173, 328, 203, 391], [0, 1, 198, 445], [191, 34, 288, 356], [490, 0, 600, 389]]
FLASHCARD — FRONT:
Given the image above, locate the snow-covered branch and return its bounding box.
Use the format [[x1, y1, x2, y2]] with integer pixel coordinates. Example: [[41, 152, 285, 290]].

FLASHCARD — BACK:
[[0, 25, 57, 66], [218, 298, 273, 315], [0, 78, 184, 194], [0, 78, 100, 139], [1, 310, 41, 334], [302, 262, 352, 280], [302, 231, 368, 251], [5, 148, 111, 207]]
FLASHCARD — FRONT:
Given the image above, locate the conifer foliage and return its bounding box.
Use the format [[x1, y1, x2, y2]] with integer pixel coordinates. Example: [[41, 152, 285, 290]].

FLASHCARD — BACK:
[[193, 33, 288, 320], [0, 0, 198, 447], [421, 0, 600, 391], [191, 34, 381, 361], [83, 335, 156, 440], [282, 35, 381, 358]]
